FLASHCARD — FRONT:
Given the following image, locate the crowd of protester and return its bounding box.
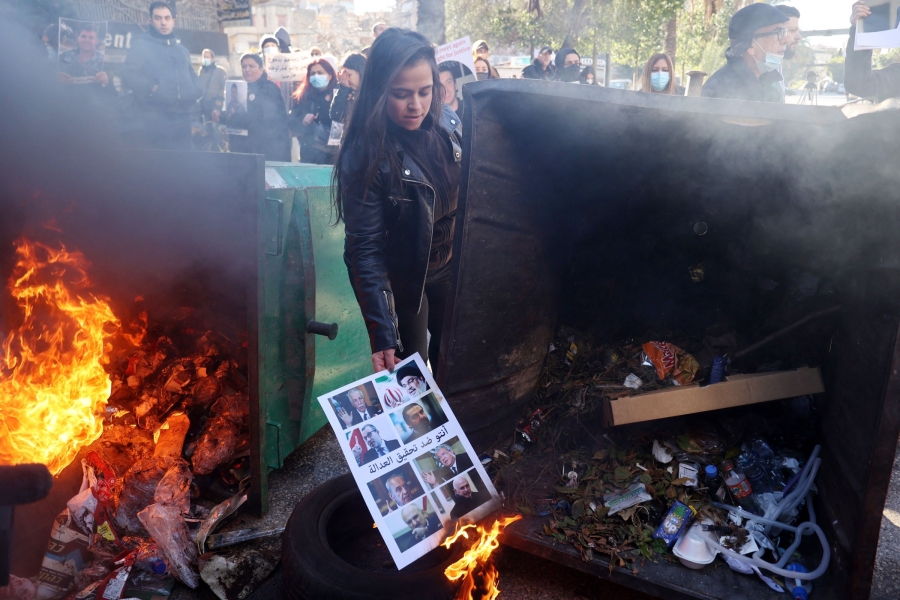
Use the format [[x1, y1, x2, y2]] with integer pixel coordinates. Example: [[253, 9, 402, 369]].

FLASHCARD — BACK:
[[41, 0, 900, 167]]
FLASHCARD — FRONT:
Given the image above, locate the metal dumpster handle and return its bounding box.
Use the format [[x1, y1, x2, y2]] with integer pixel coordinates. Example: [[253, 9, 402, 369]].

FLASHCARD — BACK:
[[307, 320, 338, 340]]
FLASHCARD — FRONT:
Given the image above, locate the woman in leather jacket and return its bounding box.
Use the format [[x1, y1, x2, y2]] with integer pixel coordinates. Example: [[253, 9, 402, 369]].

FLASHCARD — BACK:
[[334, 28, 463, 373]]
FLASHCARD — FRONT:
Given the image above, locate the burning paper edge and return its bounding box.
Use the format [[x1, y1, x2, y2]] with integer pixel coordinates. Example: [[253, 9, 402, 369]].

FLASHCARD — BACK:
[[442, 515, 522, 600], [316, 353, 502, 570]]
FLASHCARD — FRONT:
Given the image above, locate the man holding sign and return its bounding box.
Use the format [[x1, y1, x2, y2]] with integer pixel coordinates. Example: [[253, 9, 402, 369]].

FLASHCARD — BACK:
[[57, 21, 108, 86], [845, 1, 900, 101]]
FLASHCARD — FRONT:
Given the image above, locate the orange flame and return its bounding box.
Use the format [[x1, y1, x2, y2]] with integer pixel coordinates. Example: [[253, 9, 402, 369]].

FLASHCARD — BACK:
[[443, 515, 522, 600], [0, 239, 118, 475]]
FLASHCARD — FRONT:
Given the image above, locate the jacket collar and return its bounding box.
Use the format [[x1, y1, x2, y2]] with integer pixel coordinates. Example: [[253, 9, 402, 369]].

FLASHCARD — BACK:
[[724, 51, 783, 85], [147, 27, 177, 45]]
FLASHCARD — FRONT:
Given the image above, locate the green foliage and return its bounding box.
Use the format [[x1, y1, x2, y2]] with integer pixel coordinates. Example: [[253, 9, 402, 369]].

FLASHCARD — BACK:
[[827, 55, 845, 83], [873, 48, 900, 69], [675, 0, 734, 78]]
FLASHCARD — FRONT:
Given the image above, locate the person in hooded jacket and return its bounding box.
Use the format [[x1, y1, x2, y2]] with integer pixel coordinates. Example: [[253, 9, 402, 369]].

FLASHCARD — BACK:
[[555, 48, 582, 82], [122, 1, 202, 150], [331, 53, 367, 125], [261, 31, 299, 122], [225, 53, 290, 161], [291, 58, 339, 164]]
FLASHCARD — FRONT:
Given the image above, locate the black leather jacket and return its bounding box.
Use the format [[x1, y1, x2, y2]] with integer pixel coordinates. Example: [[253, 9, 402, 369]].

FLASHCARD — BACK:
[[342, 105, 462, 353]]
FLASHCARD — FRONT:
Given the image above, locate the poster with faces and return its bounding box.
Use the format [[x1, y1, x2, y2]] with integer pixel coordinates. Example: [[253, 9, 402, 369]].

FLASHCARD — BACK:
[[318, 353, 500, 569], [436, 37, 476, 109], [58, 18, 108, 84]]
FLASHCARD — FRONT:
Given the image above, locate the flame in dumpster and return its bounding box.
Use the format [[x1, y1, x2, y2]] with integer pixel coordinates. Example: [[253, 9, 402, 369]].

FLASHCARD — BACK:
[[0, 239, 118, 475], [442, 515, 522, 600]]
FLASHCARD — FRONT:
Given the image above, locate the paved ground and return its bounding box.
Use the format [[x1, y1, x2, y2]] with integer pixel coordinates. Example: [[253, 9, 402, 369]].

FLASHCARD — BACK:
[[163, 421, 900, 600], [871, 446, 900, 600]]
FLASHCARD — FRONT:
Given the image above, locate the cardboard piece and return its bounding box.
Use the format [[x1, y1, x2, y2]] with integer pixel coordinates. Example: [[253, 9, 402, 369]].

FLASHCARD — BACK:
[[601, 367, 824, 427]]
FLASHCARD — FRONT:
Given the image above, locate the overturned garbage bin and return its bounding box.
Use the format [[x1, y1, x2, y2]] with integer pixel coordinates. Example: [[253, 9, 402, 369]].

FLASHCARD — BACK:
[[437, 79, 900, 598]]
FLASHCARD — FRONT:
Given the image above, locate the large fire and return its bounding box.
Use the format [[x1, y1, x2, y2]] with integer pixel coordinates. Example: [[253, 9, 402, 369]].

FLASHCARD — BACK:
[[0, 239, 119, 475], [443, 515, 522, 600]]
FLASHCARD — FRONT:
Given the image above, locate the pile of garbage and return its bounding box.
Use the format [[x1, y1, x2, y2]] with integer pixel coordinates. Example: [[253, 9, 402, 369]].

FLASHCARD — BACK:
[[487, 331, 828, 596], [9, 320, 257, 600]]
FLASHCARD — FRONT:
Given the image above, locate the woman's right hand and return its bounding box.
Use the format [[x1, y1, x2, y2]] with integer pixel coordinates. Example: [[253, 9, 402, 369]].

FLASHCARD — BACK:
[[851, 1, 871, 25], [372, 349, 397, 373], [302, 113, 316, 125]]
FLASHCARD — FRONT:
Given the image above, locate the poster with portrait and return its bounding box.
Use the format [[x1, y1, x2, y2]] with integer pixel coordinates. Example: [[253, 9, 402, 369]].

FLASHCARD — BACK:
[[58, 18, 108, 84], [224, 80, 249, 136], [435, 37, 476, 112], [318, 353, 500, 570]]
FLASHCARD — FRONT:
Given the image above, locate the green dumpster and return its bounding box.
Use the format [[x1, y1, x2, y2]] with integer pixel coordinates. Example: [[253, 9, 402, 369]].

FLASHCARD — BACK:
[[254, 162, 372, 512]]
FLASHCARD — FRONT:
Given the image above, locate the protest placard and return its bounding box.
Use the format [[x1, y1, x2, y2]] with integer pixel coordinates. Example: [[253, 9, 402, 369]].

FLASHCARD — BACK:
[[224, 80, 249, 136], [318, 354, 501, 569], [265, 53, 308, 82], [58, 18, 108, 85], [854, 20, 900, 50], [436, 37, 477, 111]]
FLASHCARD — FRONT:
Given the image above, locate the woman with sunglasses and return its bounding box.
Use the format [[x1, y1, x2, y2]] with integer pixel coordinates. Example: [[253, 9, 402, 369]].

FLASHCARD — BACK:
[[334, 28, 462, 373], [701, 3, 789, 103]]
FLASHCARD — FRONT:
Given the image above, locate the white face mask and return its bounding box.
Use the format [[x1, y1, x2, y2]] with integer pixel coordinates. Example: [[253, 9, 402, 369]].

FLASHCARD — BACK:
[[202, 57, 212, 66], [263, 46, 278, 55], [753, 39, 783, 73]]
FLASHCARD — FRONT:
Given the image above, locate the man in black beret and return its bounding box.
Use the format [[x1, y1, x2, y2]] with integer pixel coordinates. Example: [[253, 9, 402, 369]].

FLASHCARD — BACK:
[[701, 3, 789, 103]]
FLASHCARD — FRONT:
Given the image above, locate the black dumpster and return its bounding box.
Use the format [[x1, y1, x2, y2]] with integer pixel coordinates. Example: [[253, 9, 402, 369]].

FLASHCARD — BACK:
[[438, 80, 900, 598]]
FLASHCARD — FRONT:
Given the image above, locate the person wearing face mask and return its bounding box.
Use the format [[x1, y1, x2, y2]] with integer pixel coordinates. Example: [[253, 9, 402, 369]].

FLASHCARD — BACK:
[[226, 53, 290, 161], [260, 35, 280, 56], [197, 49, 227, 122], [472, 40, 500, 78], [290, 58, 338, 164], [844, 1, 900, 101], [555, 48, 582, 83], [474, 58, 495, 81], [580, 66, 596, 85], [701, 3, 789, 103], [640, 53, 682, 95], [334, 27, 462, 373]]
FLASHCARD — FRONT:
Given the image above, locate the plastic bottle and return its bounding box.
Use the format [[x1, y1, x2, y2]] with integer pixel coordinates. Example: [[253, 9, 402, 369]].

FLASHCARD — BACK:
[[721, 460, 756, 512], [703, 464, 727, 503], [709, 356, 726, 384], [736, 452, 773, 494], [134, 543, 168, 575], [786, 563, 813, 600]]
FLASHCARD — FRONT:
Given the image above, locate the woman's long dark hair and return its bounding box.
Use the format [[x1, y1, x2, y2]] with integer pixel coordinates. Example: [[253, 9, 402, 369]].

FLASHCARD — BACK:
[[292, 58, 337, 103], [332, 28, 443, 223]]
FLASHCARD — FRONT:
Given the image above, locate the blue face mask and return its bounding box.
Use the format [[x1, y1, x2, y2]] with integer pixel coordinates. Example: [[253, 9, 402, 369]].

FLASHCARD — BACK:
[[650, 71, 670, 91], [309, 74, 329, 89], [753, 40, 783, 73]]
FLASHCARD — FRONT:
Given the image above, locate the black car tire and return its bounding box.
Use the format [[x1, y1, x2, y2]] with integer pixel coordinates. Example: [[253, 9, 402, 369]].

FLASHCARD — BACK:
[[281, 473, 462, 600]]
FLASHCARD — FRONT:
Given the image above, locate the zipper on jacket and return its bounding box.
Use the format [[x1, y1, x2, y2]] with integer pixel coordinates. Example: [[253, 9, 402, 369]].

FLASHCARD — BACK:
[[401, 176, 436, 313], [383, 290, 403, 353]]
